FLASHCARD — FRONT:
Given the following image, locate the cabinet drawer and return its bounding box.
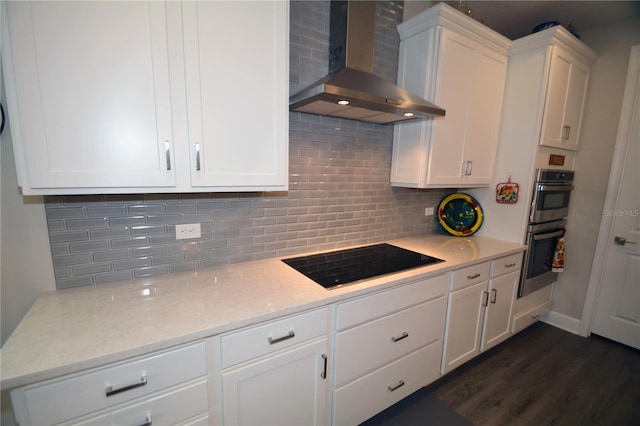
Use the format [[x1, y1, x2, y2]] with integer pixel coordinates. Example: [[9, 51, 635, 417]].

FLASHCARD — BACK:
[[450, 262, 490, 291], [491, 252, 523, 277], [65, 379, 208, 426], [332, 342, 442, 426], [512, 300, 551, 334], [221, 308, 328, 368], [20, 342, 206, 426], [334, 296, 446, 387], [336, 274, 448, 331]]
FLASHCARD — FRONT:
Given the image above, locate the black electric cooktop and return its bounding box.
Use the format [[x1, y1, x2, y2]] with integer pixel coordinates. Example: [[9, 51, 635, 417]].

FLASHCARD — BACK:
[[282, 243, 444, 289]]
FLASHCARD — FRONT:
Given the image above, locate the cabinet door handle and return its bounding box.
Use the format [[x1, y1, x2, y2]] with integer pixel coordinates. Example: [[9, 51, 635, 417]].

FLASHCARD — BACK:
[[194, 143, 201, 171], [388, 380, 405, 392], [164, 141, 171, 171], [105, 375, 147, 397], [467, 273, 481, 280], [268, 330, 295, 345], [490, 288, 497, 304], [614, 236, 637, 246], [504, 262, 517, 268], [482, 290, 489, 307], [391, 332, 409, 342], [320, 354, 327, 379], [138, 415, 152, 426], [466, 160, 473, 175], [562, 125, 571, 140]]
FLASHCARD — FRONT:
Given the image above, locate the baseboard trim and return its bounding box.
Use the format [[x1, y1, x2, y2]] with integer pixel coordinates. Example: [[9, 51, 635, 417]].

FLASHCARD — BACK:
[[542, 310, 584, 336]]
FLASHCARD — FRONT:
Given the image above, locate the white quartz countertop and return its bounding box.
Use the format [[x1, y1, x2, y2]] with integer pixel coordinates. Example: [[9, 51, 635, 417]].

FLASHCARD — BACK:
[[0, 235, 525, 390]]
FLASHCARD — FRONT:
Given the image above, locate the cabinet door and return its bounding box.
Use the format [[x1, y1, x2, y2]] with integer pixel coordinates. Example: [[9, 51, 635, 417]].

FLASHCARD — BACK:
[[182, 1, 288, 190], [481, 271, 518, 351], [462, 47, 507, 186], [441, 280, 487, 374], [221, 338, 327, 426], [2, 1, 176, 194], [394, 27, 506, 188], [539, 46, 590, 151], [426, 28, 472, 186]]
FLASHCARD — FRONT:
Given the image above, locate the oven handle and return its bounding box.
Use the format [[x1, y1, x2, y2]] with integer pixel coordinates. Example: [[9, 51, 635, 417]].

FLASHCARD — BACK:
[[536, 184, 574, 192], [532, 229, 564, 241]]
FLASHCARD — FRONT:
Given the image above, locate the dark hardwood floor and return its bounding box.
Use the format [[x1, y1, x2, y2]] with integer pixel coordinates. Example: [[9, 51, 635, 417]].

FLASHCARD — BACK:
[[427, 322, 640, 426]]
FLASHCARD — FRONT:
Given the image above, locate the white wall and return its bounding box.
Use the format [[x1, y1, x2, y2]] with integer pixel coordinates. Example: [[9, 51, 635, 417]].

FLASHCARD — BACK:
[[1, 76, 57, 425], [550, 18, 640, 324], [1, 127, 57, 347]]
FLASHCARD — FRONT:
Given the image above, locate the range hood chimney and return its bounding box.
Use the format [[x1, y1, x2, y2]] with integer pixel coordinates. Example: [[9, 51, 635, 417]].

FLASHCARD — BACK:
[[289, 1, 445, 124]]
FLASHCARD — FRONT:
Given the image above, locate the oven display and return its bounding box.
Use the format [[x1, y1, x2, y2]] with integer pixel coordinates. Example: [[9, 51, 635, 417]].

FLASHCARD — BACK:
[[540, 192, 568, 210]]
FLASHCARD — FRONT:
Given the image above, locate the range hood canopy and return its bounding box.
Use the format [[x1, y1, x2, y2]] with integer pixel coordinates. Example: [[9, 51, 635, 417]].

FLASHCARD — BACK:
[[290, 1, 445, 124]]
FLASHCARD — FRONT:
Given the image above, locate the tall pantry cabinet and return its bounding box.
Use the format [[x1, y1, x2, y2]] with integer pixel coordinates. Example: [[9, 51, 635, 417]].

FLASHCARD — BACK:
[[1, 1, 288, 195], [469, 26, 597, 244], [391, 3, 510, 188], [467, 26, 597, 335]]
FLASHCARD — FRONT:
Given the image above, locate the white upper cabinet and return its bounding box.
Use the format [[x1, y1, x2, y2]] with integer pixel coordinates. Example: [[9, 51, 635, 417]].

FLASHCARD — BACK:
[[182, 1, 288, 190], [539, 44, 592, 151], [2, 1, 176, 192], [391, 3, 510, 188], [1, 1, 289, 195]]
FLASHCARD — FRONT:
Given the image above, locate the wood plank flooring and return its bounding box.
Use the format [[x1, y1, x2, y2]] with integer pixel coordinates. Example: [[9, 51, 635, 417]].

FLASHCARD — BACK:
[[427, 322, 640, 426]]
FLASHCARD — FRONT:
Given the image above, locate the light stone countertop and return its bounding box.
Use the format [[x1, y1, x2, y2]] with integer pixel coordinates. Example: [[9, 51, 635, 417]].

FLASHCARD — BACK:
[[0, 235, 525, 390]]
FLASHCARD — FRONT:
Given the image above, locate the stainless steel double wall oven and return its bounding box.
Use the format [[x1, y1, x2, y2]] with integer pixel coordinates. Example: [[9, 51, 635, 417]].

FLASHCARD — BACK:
[[520, 169, 575, 297]]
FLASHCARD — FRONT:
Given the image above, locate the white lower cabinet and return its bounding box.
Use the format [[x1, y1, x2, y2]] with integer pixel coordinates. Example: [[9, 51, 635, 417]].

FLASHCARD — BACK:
[[512, 285, 553, 334], [221, 338, 327, 426], [442, 253, 521, 374], [8, 252, 530, 426], [332, 274, 449, 425], [11, 342, 209, 426], [333, 343, 442, 426], [219, 308, 329, 426], [64, 380, 209, 426]]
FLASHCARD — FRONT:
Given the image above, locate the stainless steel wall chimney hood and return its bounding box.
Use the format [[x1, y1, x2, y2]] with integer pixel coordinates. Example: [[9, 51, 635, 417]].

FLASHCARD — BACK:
[[289, 1, 445, 124]]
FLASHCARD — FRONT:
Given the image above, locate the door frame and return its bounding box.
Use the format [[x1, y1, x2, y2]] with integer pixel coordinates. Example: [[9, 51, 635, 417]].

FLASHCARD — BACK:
[[580, 44, 640, 337]]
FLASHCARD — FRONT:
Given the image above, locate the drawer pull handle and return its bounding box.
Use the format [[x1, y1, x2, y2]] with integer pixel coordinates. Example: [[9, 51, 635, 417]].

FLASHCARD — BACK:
[[467, 273, 481, 280], [105, 375, 147, 397], [531, 313, 542, 319], [391, 332, 409, 342], [504, 262, 517, 268], [139, 415, 152, 426], [388, 380, 405, 392], [268, 330, 295, 345], [490, 289, 497, 304], [321, 354, 327, 379]]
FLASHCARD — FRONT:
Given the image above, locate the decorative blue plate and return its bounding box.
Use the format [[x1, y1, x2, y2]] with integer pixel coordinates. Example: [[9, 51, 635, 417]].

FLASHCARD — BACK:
[[438, 193, 484, 237]]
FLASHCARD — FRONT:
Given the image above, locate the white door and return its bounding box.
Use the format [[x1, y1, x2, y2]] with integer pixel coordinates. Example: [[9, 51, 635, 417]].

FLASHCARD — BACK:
[[182, 0, 288, 190], [441, 280, 486, 374], [590, 45, 640, 350], [539, 45, 589, 151], [221, 338, 328, 426], [462, 46, 507, 186], [481, 271, 518, 351], [2, 1, 176, 192], [426, 28, 472, 186]]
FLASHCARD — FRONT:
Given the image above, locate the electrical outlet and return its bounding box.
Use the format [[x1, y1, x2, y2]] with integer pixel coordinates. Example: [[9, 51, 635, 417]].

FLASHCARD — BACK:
[[176, 223, 201, 240], [425, 207, 435, 216]]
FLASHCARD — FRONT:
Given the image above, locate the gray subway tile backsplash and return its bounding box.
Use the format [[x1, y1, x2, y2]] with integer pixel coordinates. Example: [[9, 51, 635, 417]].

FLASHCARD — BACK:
[[43, 1, 450, 289]]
